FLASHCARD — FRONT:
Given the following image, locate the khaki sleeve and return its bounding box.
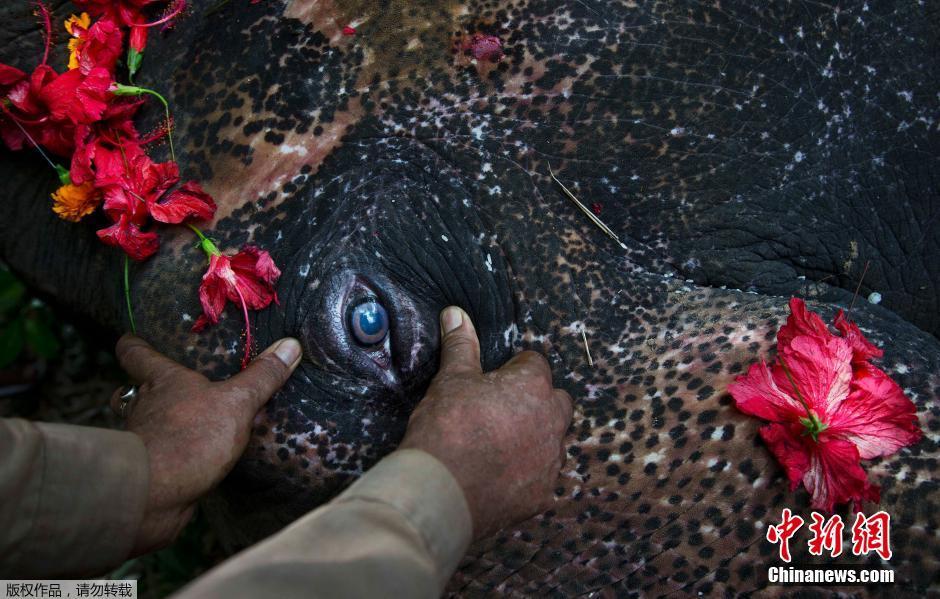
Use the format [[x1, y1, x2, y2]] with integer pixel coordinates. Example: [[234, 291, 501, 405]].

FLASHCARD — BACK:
[[176, 449, 473, 599], [0, 418, 149, 577]]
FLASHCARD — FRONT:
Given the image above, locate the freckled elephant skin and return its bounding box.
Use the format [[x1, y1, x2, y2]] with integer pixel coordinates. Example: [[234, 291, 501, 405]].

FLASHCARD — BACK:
[[1, 1, 939, 596]]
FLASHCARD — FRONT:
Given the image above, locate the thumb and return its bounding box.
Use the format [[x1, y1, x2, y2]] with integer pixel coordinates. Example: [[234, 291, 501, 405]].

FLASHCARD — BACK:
[[222, 338, 303, 413], [437, 306, 482, 375]]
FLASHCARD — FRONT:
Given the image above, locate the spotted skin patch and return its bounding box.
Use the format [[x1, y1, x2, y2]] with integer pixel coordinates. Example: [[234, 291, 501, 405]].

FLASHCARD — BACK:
[[6, 0, 937, 595]]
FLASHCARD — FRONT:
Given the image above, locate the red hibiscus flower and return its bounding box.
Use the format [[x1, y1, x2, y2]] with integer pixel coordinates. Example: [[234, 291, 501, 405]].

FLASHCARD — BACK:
[[98, 150, 179, 225], [191, 238, 281, 368], [729, 298, 922, 512], [66, 14, 124, 75], [41, 67, 113, 125], [69, 98, 144, 185], [1, 63, 114, 156], [0, 64, 75, 156]]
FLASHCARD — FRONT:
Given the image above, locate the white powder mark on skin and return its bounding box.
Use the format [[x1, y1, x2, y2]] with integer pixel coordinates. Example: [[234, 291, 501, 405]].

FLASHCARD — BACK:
[[278, 144, 309, 156]]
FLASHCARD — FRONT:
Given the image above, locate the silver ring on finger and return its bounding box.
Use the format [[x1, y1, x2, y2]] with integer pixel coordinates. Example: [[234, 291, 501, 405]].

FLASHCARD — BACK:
[[117, 385, 139, 419]]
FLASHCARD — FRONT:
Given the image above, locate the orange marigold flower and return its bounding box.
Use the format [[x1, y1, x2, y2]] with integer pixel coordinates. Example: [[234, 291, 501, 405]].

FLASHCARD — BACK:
[[51, 180, 101, 222], [65, 13, 92, 71]]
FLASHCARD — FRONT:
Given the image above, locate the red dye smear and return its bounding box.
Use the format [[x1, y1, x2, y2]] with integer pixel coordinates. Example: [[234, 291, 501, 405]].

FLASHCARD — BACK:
[[342, 25, 356, 36], [591, 202, 603, 215], [467, 33, 503, 62]]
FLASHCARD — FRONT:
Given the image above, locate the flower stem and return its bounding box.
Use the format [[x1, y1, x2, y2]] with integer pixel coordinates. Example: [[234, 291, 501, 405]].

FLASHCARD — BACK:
[[1, 106, 58, 172], [187, 223, 208, 241], [235, 286, 252, 370], [188, 224, 221, 258], [124, 255, 137, 334], [111, 84, 176, 162]]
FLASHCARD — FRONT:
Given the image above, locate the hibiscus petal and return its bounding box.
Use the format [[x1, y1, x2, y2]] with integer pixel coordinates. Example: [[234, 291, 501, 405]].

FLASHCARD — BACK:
[[759, 423, 811, 491], [803, 436, 879, 513], [96, 215, 159, 260], [197, 255, 237, 327], [833, 310, 883, 364], [43, 68, 112, 125], [150, 181, 217, 224], [230, 246, 280, 310], [70, 125, 96, 185], [149, 160, 181, 199], [777, 298, 831, 351], [77, 18, 124, 75], [772, 334, 853, 420], [827, 368, 922, 459], [0, 63, 26, 88], [191, 313, 214, 333], [728, 361, 806, 422]]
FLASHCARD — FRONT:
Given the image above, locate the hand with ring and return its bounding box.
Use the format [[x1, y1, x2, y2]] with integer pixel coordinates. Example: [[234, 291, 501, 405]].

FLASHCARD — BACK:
[[109, 334, 303, 556]]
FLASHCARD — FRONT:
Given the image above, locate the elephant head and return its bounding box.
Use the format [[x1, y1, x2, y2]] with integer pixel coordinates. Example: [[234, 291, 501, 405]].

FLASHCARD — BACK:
[[2, 0, 938, 594]]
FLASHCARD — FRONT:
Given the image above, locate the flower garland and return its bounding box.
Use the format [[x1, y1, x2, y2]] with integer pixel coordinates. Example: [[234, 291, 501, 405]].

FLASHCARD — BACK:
[[729, 298, 922, 512], [0, 0, 278, 369]]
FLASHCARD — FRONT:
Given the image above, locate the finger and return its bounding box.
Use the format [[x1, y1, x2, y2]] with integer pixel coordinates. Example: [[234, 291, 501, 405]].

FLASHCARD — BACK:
[[116, 334, 189, 383], [222, 338, 302, 414], [437, 306, 482, 376], [502, 350, 553, 382], [552, 389, 574, 435]]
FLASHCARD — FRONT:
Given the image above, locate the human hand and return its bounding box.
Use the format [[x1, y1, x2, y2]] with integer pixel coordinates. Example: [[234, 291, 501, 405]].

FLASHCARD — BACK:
[[400, 307, 573, 539], [110, 334, 302, 556]]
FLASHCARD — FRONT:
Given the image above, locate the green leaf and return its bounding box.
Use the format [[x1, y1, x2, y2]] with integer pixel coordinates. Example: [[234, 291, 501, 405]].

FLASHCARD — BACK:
[[0, 270, 25, 314], [24, 316, 59, 359], [0, 319, 25, 368]]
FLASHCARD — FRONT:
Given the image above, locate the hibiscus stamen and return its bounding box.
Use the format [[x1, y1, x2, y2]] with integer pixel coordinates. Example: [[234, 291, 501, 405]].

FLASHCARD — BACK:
[[234, 285, 252, 370], [779, 356, 828, 441], [111, 84, 176, 161], [135, 0, 187, 30], [34, 1, 53, 66], [138, 125, 168, 146]]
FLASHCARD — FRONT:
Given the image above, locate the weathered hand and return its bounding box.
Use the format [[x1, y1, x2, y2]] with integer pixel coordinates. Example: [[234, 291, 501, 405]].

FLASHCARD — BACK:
[[110, 334, 302, 556], [401, 307, 573, 539]]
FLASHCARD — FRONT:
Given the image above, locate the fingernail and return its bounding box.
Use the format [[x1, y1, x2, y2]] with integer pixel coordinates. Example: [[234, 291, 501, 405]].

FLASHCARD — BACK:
[[271, 338, 302, 367], [441, 306, 464, 334]]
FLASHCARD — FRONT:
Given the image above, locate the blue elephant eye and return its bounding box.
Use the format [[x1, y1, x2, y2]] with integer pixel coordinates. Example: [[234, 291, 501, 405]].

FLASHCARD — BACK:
[[349, 300, 389, 347]]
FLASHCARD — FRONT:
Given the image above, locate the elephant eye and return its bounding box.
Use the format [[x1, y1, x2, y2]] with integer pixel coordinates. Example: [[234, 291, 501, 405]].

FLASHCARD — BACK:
[[349, 299, 389, 347]]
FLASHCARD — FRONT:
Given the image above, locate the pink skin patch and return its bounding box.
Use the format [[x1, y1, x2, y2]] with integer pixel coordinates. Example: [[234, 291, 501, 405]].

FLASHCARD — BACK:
[[467, 33, 503, 62]]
